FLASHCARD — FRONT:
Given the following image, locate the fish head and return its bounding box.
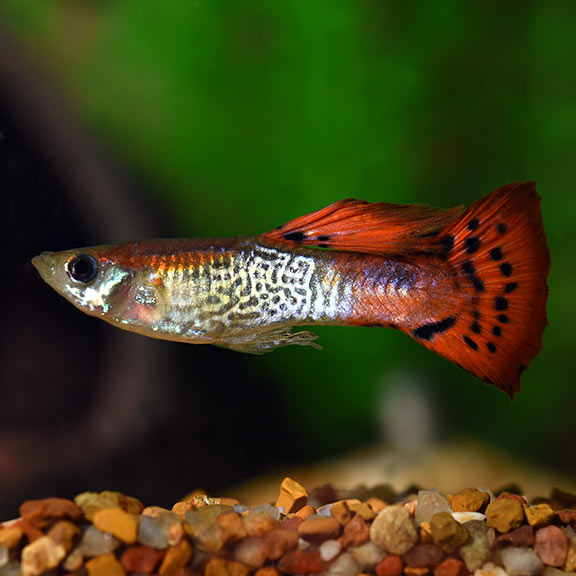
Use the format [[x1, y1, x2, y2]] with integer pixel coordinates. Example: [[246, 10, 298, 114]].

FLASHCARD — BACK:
[[32, 248, 134, 317]]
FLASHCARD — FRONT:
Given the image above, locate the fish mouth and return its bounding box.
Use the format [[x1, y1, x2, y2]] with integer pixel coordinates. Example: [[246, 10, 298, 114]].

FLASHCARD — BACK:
[[31, 252, 58, 283]]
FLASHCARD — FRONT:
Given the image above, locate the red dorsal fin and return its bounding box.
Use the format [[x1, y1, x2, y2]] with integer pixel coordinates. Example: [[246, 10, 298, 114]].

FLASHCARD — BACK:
[[409, 182, 550, 397], [261, 198, 463, 255]]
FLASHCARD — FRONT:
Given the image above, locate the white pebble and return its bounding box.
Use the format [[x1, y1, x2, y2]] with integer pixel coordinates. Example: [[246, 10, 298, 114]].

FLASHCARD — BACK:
[[475, 562, 510, 576], [415, 490, 451, 524], [0, 545, 7, 569], [80, 525, 119, 556], [348, 542, 385, 567], [328, 552, 362, 576], [501, 547, 544, 576], [317, 504, 334, 517], [452, 511, 486, 523], [320, 539, 341, 562], [249, 504, 281, 520], [138, 515, 168, 549]]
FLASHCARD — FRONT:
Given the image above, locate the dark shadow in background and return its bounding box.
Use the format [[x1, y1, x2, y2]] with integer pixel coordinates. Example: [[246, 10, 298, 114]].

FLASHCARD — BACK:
[[0, 30, 303, 519]]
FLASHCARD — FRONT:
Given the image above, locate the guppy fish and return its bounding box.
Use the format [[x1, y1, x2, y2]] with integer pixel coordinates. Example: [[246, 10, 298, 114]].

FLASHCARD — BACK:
[[33, 182, 549, 397]]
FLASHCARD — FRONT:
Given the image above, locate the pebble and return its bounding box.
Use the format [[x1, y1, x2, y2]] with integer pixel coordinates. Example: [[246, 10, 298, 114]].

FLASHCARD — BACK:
[[277, 549, 325, 574], [217, 512, 247, 545], [375, 555, 404, 576], [233, 537, 267, 568], [434, 557, 466, 576], [138, 515, 169, 549], [275, 478, 308, 515], [534, 526, 568, 567], [120, 545, 164, 573], [47, 520, 81, 553], [371, 505, 418, 555], [264, 528, 299, 560], [452, 512, 487, 524], [328, 551, 362, 576], [21, 535, 66, 576], [85, 553, 126, 576], [20, 498, 82, 529], [249, 504, 282, 520], [184, 512, 223, 554], [495, 525, 535, 548], [295, 505, 317, 520], [0, 546, 7, 570], [80, 525, 120, 556], [349, 502, 377, 521], [93, 508, 139, 544], [255, 567, 280, 576], [501, 547, 544, 576], [331, 501, 353, 525], [75, 491, 142, 522], [452, 489, 491, 513], [158, 539, 193, 576], [525, 505, 555, 529], [556, 510, 576, 526], [62, 545, 84, 571], [459, 520, 491, 572], [403, 543, 444, 567], [340, 513, 370, 547], [205, 557, 251, 576], [486, 499, 525, 533], [243, 513, 279, 538], [0, 527, 24, 550], [348, 542, 386, 568], [298, 515, 341, 542], [430, 512, 469, 553], [320, 539, 342, 562], [366, 498, 388, 514], [474, 561, 509, 576], [415, 492, 452, 525], [564, 535, 576, 572]]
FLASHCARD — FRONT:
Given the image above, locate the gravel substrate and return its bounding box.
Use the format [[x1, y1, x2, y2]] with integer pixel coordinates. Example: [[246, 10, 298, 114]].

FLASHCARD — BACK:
[[2, 477, 576, 576]]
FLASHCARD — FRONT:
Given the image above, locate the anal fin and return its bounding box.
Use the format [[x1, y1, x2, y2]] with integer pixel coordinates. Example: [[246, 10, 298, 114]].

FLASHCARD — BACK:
[[225, 327, 322, 354]]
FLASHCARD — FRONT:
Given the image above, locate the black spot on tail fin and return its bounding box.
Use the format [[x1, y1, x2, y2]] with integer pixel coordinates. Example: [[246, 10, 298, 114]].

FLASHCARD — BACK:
[[427, 182, 549, 397]]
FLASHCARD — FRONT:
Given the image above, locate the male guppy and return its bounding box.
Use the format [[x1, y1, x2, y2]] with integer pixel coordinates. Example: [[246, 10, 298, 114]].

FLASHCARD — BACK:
[[33, 182, 549, 397]]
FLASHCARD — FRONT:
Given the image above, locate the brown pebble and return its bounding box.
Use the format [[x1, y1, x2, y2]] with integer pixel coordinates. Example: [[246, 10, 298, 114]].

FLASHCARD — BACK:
[[93, 508, 139, 544], [143, 505, 173, 517], [485, 498, 525, 533], [120, 545, 164, 574], [62, 546, 84, 572], [403, 543, 444, 567], [557, 509, 576, 526], [255, 567, 280, 576], [85, 553, 126, 576], [172, 501, 195, 519], [75, 491, 142, 522], [331, 500, 352, 526], [419, 522, 433, 544], [534, 525, 568, 567], [14, 520, 44, 542], [298, 515, 341, 543], [217, 512, 247, 545], [243, 513, 279, 537], [366, 497, 388, 514], [349, 501, 376, 521], [205, 557, 251, 576], [433, 558, 466, 576], [275, 477, 308, 514], [20, 498, 82, 529], [564, 536, 576, 572], [233, 537, 267, 568], [524, 504, 555, 528], [404, 566, 430, 576], [21, 535, 67, 576], [375, 554, 404, 576], [294, 505, 316, 520], [47, 520, 81, 553], [451, 489, 490, 513], [264, 529, 299, 560], [282, 516, 302, 531], [278, 549, 325, 574], [0, 525, 24, 549], [159, 539, 193, 576], [494, 525, 534, 548], [340, 514, 370, 548], [429, 512, 468, 554], [100, 491, 144, 515]]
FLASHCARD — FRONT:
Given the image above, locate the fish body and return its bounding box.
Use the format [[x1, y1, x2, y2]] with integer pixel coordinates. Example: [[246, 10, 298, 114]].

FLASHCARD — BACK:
[[33, 182, 549, 396]]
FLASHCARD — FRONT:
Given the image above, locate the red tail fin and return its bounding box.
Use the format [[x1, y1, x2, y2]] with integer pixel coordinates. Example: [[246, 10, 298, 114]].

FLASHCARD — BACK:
[[415, 182, 550, 397]]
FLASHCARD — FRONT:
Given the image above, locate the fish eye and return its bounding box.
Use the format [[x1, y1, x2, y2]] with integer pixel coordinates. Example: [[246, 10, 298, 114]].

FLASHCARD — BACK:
[[66, 254, 99, 284]]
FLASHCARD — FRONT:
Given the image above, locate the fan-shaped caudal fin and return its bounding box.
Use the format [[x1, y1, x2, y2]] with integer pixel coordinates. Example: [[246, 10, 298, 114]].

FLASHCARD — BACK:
[[261, 198, 463, 256], [413, 182, 550, 397]]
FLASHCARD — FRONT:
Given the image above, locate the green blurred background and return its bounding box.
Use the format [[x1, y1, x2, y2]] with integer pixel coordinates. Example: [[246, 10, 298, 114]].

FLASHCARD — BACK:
[[1, 1, 575, 506]]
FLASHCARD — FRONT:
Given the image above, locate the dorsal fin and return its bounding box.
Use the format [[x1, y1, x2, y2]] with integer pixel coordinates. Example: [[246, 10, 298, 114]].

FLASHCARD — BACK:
[[260, 199, 463, 256]]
